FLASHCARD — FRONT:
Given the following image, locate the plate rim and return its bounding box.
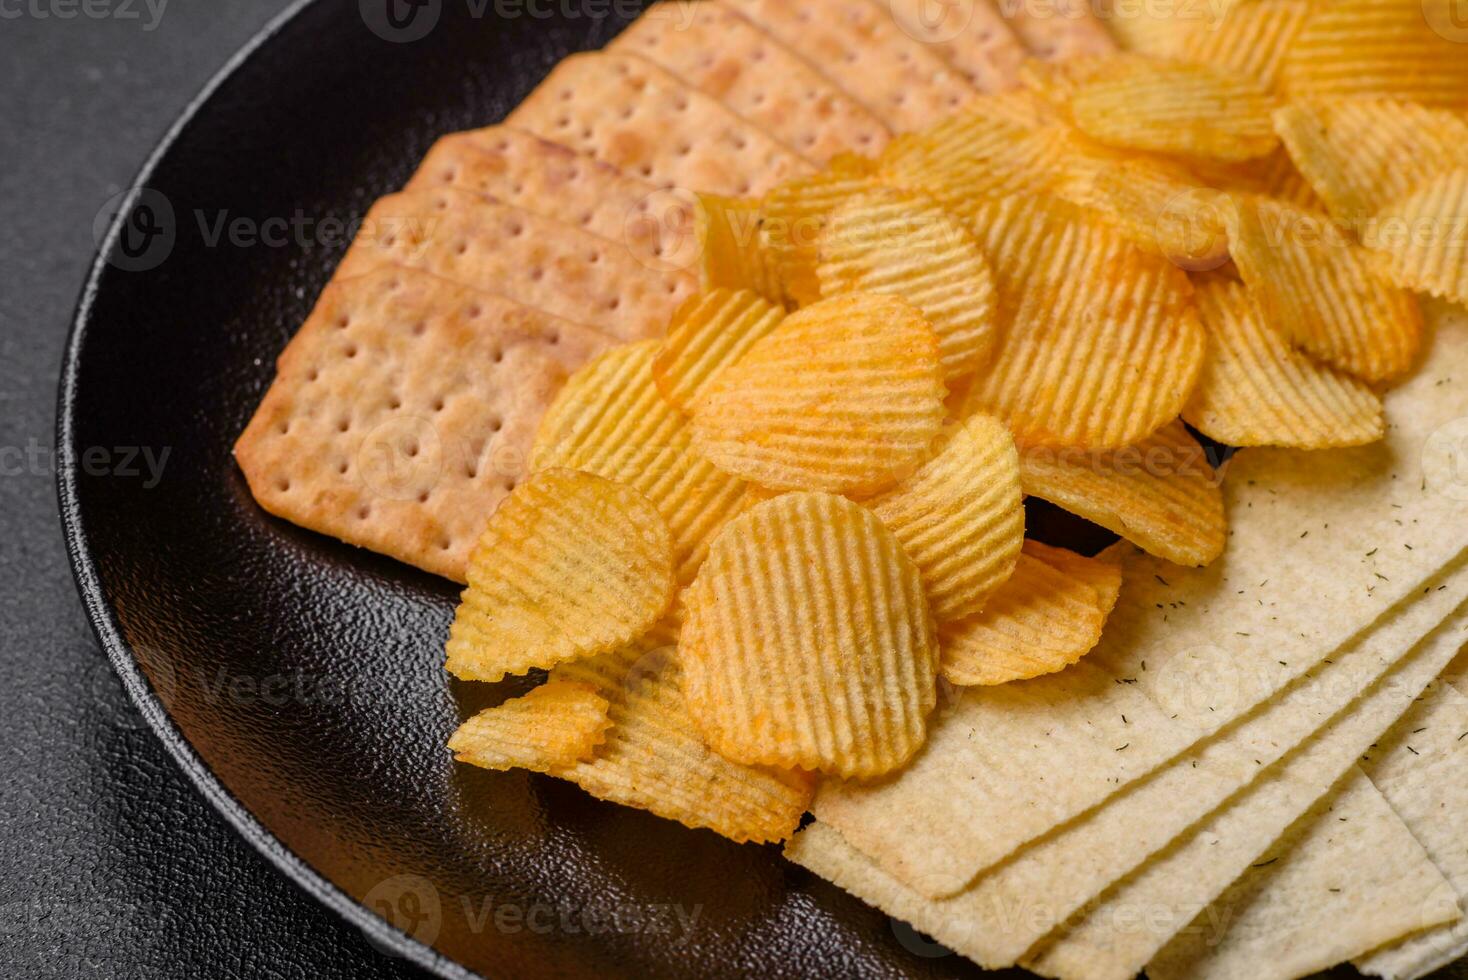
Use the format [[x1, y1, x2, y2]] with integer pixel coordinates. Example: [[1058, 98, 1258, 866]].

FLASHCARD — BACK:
[[54, 2, 476, 976]]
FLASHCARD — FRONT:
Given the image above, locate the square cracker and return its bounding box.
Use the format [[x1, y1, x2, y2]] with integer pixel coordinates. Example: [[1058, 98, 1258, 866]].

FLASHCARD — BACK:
[[812, 310, 1468, 894], [610, 1, 891, 162], [719, 0, 977, 133], [333, 185, 696, 342], [234, 266, 612, 582], [405, 128, 700, 275], [506, 51, 812, 196], [885, 0, 1029, 92]]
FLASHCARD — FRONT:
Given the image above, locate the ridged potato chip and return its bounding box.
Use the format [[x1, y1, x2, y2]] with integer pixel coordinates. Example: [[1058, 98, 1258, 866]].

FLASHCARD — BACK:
[[761, 169, 881, 307], [868, 414, 1025, 623], [690, 293, 947, 495], [1281, 0, 1468, 108], [956, 194, 1206, 449], [552, 618, 813, 844], [1181, 0, 1313, 89], [878, 115, 1062, 220], [696, 193, 782, 302], [818, 188, 1000, 377], [532, 342, 752, 583], [1017, 421, 1227, 566], [444, 469, 675, 682], [1068, 57, 1280, 162], [448, 680, 611, 773], [939, 541, 1121, 686], [1043, 126, 1233, 268], [1183, 274, 1384, 448], [1186, 147, 1323, 211], [1274, 98, 1468, 230], [1225, 196, 1422, 382], [680, 493, 939, 779], [652, 289, 785, 414], [1367, 168, 1468, 306]]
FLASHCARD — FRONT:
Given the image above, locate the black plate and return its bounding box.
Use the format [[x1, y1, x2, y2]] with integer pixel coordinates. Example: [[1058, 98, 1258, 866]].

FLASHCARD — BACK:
[[54, 2, 1457, 978]]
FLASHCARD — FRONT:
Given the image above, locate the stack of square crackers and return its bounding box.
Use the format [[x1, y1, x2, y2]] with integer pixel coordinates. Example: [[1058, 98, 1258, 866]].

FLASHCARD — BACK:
[[234, 2, 1468, 978]]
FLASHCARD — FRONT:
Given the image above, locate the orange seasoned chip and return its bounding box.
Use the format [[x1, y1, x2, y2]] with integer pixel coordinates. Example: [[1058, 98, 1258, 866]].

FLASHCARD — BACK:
[[1225, 196, 1422, 382], [1180, 0, 1314, 89], [680, 493, 939, 779], [939, 541, 1121, 686], [868, 415, 1025, 623], [1183, 274, 1384, 448], [957, 194, 1206, 449], [1366, 168, 1468, 307], [878, 112, 1061, 219], [1274, 98, 1468, 231], [1067, 57, 1279, 162], [1185, 147, 1323, 212], [1281, 0, 1468, 108], [552, 619, 813, 844], [652, 289, 785, 414], [448, 680, 611, 773], [532, 342, 752, 583], [1017, 421, 1227, 567], [760, 168, 881, 307], [818, 187, 1000, 377], [444, 469, 675, 682], [696, 193, 782, 302], [690, 293, 947, 495]]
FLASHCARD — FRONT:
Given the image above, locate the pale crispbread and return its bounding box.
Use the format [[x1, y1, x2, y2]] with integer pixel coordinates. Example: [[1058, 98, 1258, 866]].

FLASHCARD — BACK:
[[610, 1, 891, 162], [505, 50, 811, 196], [1356, 683, 1468, 979], [787, 554, 1468, 969], [994, 0, 1117, 60], [234, 266, 612, 583], [333, 186, 695, 342], [884, 0, 1029, 93], [405, 128, 700, 275], [1147, 769, 1459, 980], [718, 0, 977, 133], [812, 312, 1468, 894], [1025, 602, 1468, 980]]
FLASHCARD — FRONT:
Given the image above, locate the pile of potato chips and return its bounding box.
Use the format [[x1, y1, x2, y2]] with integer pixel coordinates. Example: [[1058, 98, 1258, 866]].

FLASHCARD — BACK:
[[440, 0, 1468, 851]]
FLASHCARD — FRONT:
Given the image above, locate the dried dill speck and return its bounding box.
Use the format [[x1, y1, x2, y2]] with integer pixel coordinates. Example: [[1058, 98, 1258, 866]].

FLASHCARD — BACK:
[[1155, 574, 1170, 587], [1115, 743, 1129, 752]]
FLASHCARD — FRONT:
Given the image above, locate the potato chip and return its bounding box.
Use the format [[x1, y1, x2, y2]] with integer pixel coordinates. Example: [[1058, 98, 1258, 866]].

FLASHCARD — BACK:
[[552, 618, 813, 844], [444, 469, 676, 682], [1101, 2, 1209, 59], [680, 493, 939, 778], [868, 415, 1024, 623], [1180, 0, 1313, 89], [1044, 127, 1233, 269], [1068, 58, 1280, 162], [652, 289, 785, 414], [956, 194, 1206, 450], [1281, 0, 1468, 108], [1186, 147, 1323, 212], [1273, 98, 1468, 231], [1183, 274, 1385, 448], [448, 680, 611, 773], [760, 169, 881, 307], [818, 187, 1000, 377], [690, 293, 947, 495], [696, 193, 782, 302], [1366, 168, 1468, 307], [531, 342, 751, 583], [939, 541, 1121, 686], [1017, 421, 1227, 566], [878, 112, 1062, 219], [1225, 196, 1422, 382]]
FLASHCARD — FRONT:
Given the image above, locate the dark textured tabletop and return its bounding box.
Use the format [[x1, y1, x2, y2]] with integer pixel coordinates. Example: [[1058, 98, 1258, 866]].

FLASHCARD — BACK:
[[0, 3, 423, 976]]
